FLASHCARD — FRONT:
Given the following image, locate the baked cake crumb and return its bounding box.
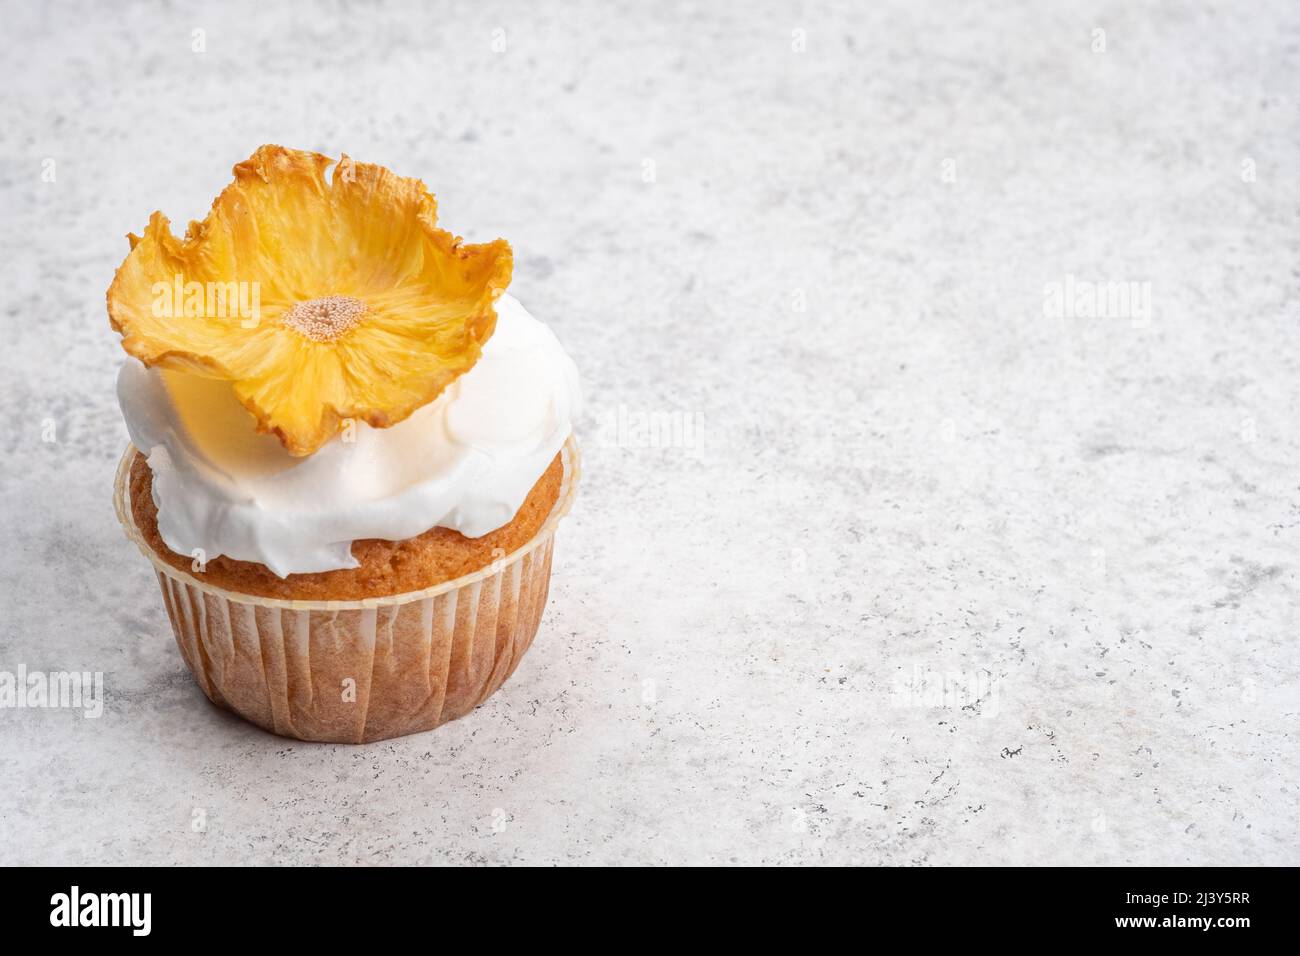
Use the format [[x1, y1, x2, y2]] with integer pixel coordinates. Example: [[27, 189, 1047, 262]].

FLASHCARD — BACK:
[[129, 451, 563, 600]]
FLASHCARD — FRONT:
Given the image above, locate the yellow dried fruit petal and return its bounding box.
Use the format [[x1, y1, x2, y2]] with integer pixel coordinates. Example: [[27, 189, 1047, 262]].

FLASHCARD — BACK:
[[106, 145, 513, 456]]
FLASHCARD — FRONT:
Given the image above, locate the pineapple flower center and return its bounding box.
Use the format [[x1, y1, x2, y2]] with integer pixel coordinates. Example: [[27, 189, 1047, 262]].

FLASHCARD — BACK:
[[282, 295, 367, 342]]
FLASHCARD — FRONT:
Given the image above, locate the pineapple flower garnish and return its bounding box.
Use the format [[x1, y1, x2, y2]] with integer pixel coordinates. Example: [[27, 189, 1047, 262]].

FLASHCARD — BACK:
[[107, 145, 513, 456]]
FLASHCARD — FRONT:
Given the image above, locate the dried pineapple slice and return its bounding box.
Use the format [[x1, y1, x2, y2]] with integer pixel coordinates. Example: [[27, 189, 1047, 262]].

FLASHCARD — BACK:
[[107, 145, 512, 456]]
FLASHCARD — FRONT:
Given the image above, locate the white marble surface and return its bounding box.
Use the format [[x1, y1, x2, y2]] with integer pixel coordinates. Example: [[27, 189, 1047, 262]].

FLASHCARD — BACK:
[[1, 0, 1297, 865]]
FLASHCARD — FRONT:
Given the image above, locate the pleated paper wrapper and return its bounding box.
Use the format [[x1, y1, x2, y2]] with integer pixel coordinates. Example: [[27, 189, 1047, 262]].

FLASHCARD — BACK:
[[113, 438, 580, 743]]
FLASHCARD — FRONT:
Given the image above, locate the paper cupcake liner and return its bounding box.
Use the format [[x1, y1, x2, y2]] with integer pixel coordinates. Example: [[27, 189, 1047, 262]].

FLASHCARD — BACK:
[[113, 438, 580, 743]]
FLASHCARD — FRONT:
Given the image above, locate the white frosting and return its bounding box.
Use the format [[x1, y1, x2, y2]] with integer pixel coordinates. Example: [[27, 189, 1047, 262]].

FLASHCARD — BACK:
[[117, 295, 580, 577]]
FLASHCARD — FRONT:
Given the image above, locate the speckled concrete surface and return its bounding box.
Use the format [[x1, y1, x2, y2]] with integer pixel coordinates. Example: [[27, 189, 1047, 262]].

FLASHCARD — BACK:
[[1, 0, 1298, 865]]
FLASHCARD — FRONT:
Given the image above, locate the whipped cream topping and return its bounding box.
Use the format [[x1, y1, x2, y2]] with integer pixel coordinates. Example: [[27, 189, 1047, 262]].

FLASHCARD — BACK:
[[117, 294, 580, 577]]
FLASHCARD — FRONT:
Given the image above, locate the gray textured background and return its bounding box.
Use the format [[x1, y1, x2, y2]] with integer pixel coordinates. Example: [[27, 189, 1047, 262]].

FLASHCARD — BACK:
[[2, 0, 1298, 865]]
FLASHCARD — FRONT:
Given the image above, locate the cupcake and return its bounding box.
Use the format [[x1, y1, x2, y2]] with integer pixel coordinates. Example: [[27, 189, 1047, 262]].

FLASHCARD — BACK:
[[107, 146, 581, 743]]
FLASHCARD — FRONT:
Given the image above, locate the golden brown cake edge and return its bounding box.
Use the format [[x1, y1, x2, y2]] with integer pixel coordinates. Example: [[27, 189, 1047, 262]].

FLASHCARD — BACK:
[[128, 451, 564, 601]]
